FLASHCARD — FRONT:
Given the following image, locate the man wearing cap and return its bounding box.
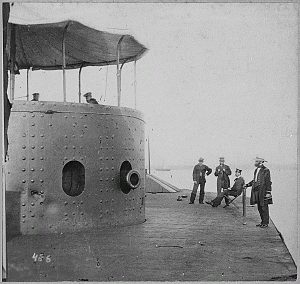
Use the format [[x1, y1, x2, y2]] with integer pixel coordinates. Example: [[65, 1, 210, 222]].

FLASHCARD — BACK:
[[189, 158, 212, 204], [214, 157, 232, 196], [83, 92, 98, 104], [31, 93, 40, 101], [206, 168, 244, 207], [245, 157, 272, 228]]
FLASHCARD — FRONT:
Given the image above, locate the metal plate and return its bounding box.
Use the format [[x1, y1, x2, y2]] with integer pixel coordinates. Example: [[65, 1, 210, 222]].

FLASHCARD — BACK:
[[6, 101, 146, 235]]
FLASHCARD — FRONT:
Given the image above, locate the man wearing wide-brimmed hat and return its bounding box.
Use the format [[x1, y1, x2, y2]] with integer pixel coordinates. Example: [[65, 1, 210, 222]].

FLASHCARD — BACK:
[[189, 157, 212, 204], [245, 157, 273, 228], [214, 157, 232, 196], [83, 92, 98, 104]]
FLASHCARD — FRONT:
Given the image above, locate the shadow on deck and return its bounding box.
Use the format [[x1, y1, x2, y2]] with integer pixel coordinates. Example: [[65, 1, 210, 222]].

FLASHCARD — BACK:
[[6, 190, 297, 281]]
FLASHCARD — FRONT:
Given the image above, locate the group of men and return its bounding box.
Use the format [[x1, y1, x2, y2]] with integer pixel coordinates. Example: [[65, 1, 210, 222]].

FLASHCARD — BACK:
[[190, 157, 273, 228]]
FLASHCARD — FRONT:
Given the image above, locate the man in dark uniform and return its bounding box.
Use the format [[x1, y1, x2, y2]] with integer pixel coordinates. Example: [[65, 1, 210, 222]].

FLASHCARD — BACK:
[[83, 92, 98, 104], [214, 157, 231, 196], [189, 158, 212, 204], [245, 157, 272, 228], [206, 168, 244, 207], [31, 92, 40, 101]]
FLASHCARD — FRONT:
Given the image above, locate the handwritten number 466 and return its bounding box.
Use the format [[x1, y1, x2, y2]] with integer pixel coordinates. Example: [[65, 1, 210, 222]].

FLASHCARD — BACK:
[[32, 253, 51, 263]]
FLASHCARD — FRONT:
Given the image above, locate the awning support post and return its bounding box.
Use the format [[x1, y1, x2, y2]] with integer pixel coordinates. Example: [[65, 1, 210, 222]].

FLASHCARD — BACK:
[[147, 134, 151, 175], [62, 22, 70, 102], [116, 35, 125, 107], [9, 24, 16, 101], [78, 64, 84, 103], [134, 59, 137, 109], [26, 68, 30, 101]]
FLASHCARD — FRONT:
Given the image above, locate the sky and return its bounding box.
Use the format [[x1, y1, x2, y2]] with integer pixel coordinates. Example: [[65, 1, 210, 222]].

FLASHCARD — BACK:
[[10, 2, 298, 168]]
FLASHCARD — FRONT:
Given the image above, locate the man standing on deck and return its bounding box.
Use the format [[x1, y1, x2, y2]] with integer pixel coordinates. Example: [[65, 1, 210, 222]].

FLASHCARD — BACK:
[[84, 92, 99, 104], [189, 158, 212, 204], [206, 168, 244, 207], [214, 157, 231, 196], [244, 157, 273, 228]]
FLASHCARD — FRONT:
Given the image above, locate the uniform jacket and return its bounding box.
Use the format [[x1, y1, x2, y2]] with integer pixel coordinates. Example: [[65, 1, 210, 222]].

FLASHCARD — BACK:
[[214, 164, 231, 188], [230, 176, 245, 196], [246, 165, 272, 206], [193, 164, 212, 183], [87, 98, 99, 104]]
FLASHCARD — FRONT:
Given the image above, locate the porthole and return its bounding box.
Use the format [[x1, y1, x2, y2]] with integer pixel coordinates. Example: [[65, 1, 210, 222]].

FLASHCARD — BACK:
[[62, 161, 85, 196]]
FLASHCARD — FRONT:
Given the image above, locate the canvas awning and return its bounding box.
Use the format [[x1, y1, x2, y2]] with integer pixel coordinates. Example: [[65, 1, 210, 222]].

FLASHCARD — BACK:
[[8, 20, 148, 71]]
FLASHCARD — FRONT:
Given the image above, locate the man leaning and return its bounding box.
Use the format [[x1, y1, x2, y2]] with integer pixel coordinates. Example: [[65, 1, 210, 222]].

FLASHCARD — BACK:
[[206, 168, 244, 207], [214, 157, 231, 196], [244, 157, 273, 228], [189, 158, 212, 204]]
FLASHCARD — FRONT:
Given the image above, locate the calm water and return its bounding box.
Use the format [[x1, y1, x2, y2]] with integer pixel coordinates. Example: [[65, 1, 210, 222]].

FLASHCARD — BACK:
[[152, 167, 298, 265]]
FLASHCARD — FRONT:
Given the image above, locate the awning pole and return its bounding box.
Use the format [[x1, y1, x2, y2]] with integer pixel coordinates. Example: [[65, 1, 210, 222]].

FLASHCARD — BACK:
[[62, 23, 70, 102], [116, 35, 125, 107], [78, 64, 83, 103], [9, 74, 15, 101], [9, 24, 16, 101], [134, 59, 137, 109], [26, 69, 29, 101], [148, 134, 151, 175]]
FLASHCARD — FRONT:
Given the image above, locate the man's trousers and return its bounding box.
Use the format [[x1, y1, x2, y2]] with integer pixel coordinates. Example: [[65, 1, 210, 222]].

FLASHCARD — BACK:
[[257, 201, 269, 225], [190, 182, 205, 203], [217, 179, 228, 195]]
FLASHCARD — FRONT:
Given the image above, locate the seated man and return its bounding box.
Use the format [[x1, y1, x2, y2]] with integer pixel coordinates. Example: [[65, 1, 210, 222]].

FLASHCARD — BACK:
[[206, 168, 245, 207]]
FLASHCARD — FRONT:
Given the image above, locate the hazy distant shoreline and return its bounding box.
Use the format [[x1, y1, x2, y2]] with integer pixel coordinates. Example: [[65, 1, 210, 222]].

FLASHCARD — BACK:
[[165, 163, 297, 171]]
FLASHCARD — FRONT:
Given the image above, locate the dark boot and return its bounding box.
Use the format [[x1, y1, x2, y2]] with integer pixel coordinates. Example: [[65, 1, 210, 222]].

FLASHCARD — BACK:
[[189, 193, 196, 204]]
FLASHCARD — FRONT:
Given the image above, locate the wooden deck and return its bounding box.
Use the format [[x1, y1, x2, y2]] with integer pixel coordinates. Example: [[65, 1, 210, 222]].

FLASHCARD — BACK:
[[6, 190, 297, 281]]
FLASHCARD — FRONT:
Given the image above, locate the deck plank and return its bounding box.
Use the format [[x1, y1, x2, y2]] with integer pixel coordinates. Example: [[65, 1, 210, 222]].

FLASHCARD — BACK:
[[7, 190, 297, 281]]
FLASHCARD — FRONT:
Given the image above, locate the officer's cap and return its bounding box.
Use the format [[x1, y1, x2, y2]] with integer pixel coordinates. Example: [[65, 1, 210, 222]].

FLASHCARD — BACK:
[[83, 92, 92, 97]]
